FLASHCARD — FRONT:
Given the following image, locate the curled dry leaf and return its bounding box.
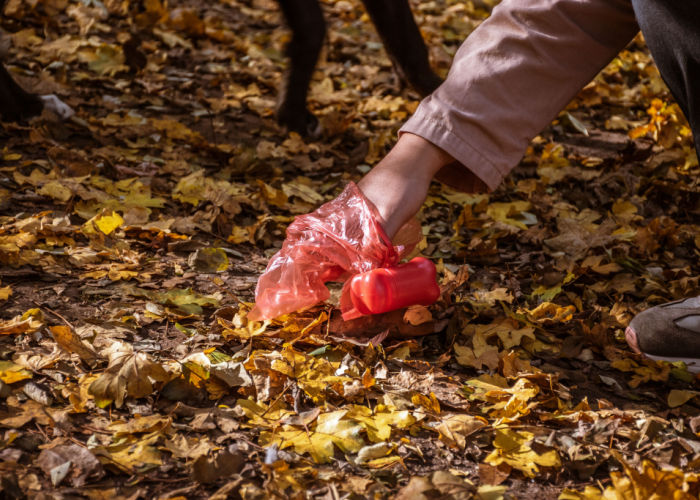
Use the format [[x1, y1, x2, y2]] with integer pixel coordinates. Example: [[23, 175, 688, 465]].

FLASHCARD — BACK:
[[88, 342, 171, 408], [0, 310, 43, 335], [37, 444, 103, 487], [49, 325, 100, 367], [403, 305, 433, 326]]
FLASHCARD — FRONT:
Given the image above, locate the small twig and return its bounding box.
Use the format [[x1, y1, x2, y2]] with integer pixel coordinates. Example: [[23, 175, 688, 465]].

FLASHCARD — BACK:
[[205, 105, 218, 147], [35, 422, 49, 442], [68, 436, 89, 448], [81, 425, 113, 435], [260, 383, 292, 418], [33, 300, 75, 330], [325, 307, 332, 338]]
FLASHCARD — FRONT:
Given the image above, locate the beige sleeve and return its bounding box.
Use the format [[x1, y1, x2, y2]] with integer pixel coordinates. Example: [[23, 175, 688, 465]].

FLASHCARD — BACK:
[[399, 0, 639, 191]]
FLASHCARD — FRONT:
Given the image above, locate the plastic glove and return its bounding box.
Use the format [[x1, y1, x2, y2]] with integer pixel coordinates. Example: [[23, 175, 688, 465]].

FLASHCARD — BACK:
[[249, 182, 420, 321]]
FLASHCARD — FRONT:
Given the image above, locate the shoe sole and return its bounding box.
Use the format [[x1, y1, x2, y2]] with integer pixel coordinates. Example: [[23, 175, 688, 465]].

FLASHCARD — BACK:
[[626, 327, 700, 374]]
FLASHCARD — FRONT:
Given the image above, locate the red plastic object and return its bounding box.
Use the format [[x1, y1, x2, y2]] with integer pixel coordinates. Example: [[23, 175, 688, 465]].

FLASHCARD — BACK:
[[248, 182, 421, 321], [346, 257, 440, 316]]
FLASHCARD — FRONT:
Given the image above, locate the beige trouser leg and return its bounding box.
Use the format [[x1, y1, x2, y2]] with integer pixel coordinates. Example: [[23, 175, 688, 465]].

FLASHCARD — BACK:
[[400, 0, 639, 191]]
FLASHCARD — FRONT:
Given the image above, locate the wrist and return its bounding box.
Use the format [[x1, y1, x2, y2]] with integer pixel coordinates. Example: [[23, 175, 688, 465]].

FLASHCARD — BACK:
[[391, 132, 454, 180]]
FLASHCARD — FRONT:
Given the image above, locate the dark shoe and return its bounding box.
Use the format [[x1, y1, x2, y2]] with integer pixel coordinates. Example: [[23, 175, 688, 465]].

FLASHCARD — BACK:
[[626, 296, 700, 373]]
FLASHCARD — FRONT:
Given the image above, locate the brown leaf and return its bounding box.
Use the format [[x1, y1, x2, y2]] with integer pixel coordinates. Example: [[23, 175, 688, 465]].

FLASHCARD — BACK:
[[0, 312, 43, 335], [49, 325, 100, 367], [37, 444, 103, 487], [192, 447, 244, 484], [88, 343, 170, 407], [403, 305, 433, 326], [479, 462, 511, 485]]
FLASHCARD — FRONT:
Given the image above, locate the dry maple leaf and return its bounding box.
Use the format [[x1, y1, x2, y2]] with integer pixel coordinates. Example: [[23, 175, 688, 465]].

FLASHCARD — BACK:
[[88, 342, 170, 407]]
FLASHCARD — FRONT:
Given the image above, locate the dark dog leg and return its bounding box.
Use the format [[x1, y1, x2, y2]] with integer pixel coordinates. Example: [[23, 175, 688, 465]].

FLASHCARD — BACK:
[[360, 0, 442, 96], [1, 0, 44, 121], [0, 64, 74, 121], [276, 0, 325, 137], [0, 63, 44, 121]]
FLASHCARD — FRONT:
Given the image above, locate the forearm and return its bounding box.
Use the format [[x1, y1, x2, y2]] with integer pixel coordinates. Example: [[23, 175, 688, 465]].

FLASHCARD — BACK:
[[358, 133, 485, 238]]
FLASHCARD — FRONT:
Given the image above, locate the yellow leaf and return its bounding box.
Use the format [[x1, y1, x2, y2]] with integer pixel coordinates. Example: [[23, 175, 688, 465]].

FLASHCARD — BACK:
[[486, 201, 533, 230], [168, 7, 205, 36], [271, 345, 350, 403], [361, 369, 375, 389], [228, 224, 254, 244], [267, 410, 365, 464], [257, 180, 288, 208], [108, 414, 171, 435], [281, 178, 325, 205], [0, 399, 53, 428], [0, 309, 43, 335], [667, 389, 697, 408], [411, 392, 441, 414], [80, 270, 108, 280], [164, 434, 212, 460], [462, 320, 535, 350], [346, 405, 416, 443], [101, 111, 147, 127], [366, 455, 403, 469], [484, 427, 560, 478], [0, 360, 33, 384], [37, 180, 73, 202], [218, 306, 271, 341], [520, 302, 575, 323], [107, 266, 138, 281], [610, 358, 670, 388], [0, 285, 12, 301], [188, 247, 229, 273], [558, 486, 606, 499], [49, 325, 100, 366], [477, 484, 509, 500], [150, 118, 203, 142], [562, 452, 700, 500], [466, 377, 539, 421], [67, 374, 99, 413], [237, 398, 293, 428], [95, 211, 124, 235], [612, 199, 638, 217], [356, 442, 394, 464], [93, 433, 162, 472], [499, 350, 540, 378], [80, 43, 127, 76]]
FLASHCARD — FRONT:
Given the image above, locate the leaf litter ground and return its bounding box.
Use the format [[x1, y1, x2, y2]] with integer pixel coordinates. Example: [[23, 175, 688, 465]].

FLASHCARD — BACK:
[[2, 0, 700, 498]]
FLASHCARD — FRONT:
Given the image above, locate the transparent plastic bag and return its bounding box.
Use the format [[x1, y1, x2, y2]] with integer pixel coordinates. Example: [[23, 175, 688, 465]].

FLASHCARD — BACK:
[[249, 182, 420, 321]]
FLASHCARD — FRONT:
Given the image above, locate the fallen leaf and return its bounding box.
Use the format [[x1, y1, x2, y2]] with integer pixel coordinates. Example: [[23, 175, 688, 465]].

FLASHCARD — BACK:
[[436, 413, 488, 449], [0, 361, 33, 384], [49, 325, 100, 366], [0, 310, 43, 335], [88, 342, 170, 407], [37, 444, 103, 487], [403, 305, 433, 326], [484, 427, 561, 478], [667, 389, 698, 408]]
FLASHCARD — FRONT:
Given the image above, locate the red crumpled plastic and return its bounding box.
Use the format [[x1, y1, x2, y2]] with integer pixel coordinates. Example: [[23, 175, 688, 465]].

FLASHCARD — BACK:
[[248, 182, 420, 321]]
